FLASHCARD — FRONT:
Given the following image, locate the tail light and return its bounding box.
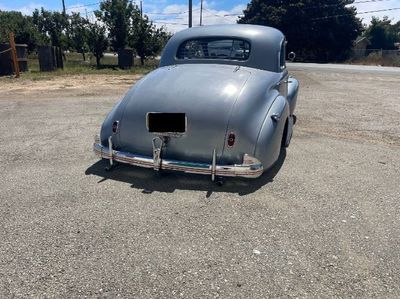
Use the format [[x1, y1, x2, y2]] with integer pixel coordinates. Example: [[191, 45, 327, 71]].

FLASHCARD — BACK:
[[112, 121, 119, 133], [227, 132, 236, 147]]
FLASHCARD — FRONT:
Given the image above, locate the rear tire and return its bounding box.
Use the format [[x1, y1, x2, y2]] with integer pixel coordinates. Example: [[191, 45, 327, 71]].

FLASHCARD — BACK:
[[282, 116, 294, 148]]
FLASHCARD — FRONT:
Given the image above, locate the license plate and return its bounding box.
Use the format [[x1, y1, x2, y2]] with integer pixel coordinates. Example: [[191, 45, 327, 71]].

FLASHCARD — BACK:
[[147, 113, 187, 134]]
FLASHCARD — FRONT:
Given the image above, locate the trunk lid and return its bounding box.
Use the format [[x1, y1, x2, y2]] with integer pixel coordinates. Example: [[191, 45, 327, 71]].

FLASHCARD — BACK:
[[118, 64, 251, 163]]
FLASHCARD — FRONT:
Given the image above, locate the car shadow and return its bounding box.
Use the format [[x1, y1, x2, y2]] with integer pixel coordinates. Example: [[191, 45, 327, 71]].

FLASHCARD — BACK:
[[85, 149, 287, 197]]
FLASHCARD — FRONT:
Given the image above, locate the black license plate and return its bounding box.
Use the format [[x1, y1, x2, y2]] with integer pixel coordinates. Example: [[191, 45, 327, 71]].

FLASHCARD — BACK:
[[147, 113, 186, 134]]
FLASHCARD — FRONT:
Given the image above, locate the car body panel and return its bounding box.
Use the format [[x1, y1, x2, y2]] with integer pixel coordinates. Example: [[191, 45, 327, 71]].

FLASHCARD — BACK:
[[95, 24, 299, 179], [115, 64, 252, 164], [255, 96, 290, 169], [287, 77, 299, 115]]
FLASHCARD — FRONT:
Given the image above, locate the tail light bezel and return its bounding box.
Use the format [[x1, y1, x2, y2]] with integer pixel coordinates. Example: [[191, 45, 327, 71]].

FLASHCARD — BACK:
[[112, 121, 120, 134], [227, 132, 236, 147]]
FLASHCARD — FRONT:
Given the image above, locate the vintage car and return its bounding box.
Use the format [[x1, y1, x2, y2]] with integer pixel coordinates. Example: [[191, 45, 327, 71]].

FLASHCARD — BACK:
[[93, 24, 299, 181]]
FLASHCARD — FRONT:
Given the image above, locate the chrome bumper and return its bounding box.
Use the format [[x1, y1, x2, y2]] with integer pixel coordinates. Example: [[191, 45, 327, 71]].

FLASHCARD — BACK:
[[93, 137, 263, 179]]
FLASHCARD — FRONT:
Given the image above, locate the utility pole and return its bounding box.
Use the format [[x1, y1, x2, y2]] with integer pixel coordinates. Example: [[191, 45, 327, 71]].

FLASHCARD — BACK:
[[188, 0, 192, 28], [62, 0, 66, 16], [200, 0, 203, 26], [61, 0, 68, 62], [140, 1, 143, 17]]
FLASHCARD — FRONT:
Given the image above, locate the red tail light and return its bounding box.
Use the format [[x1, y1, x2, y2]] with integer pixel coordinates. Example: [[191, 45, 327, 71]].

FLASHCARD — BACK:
[[227, 132, 236, 147], [112, 121, 119, 133]]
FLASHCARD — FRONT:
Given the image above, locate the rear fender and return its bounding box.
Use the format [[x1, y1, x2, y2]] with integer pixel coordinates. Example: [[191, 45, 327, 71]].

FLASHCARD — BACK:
[[100, 99, 126, 146], [254, 95, 290, 169], [287, 77, 299, 115]]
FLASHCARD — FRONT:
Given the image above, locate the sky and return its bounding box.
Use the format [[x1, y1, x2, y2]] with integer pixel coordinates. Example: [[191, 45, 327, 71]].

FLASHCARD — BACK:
[[0, 0, 399, 32]]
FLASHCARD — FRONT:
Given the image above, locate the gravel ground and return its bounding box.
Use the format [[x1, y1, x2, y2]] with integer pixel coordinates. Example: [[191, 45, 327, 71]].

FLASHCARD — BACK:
[[0, 67, 399, 298]]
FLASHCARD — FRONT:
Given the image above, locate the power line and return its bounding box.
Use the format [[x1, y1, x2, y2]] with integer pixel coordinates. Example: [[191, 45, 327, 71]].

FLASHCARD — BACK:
[[68, 2, 197, 16], [312, 7, 400, 20], [222, 13, 243, 17], [202, 8, 224, 18], [301, 0, 396, 10], [153, 21, 188, 25], [354, 0, 395, 4], [212, 5, 400, 18], [66, 0, 139, 11], [66, 1, 400, 27], [202, 8, 234, 23], [66, 2, 101, 11], [146, 9, 199, 16], [224, 0, 397, 15]]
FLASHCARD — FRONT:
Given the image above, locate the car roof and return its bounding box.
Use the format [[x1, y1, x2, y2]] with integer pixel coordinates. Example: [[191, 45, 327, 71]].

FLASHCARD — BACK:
[[159, 24, 285, 73]]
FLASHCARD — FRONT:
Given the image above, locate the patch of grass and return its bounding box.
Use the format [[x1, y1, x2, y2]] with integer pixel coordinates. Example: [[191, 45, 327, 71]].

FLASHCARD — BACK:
[[348, 52, 400, 67], [3, 52, 158, 81]]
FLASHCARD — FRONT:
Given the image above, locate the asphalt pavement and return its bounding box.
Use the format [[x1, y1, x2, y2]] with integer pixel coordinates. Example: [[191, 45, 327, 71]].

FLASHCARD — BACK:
[[287, 62, 400, 74], [0, 65, 399, 298]]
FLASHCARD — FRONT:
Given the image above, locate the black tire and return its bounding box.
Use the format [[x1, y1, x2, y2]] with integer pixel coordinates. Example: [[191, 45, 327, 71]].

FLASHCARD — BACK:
[[281, 118, 289, 148]]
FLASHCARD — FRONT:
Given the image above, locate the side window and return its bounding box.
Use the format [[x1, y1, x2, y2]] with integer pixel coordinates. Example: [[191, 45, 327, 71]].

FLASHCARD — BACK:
[[280, 41, 286, 70]]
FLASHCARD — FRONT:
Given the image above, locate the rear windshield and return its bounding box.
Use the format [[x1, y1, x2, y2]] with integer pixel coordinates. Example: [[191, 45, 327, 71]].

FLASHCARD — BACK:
[[176, 38, 251, 61]]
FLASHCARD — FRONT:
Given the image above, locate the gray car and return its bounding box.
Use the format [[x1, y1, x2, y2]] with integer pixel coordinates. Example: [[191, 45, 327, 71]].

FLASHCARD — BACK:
[[93, 24, 299, 181]]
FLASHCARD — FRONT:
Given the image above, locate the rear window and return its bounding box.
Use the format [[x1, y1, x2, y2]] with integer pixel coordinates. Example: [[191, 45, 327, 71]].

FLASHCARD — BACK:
[[176, 38, 251, 61]]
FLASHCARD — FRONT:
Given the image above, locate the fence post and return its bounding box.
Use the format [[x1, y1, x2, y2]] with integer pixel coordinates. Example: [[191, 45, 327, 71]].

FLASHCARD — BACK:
[[9, 32, 20, 78]]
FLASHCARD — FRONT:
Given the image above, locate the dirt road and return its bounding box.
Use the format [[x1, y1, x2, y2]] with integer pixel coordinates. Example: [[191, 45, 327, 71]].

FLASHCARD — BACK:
[[0, 67, 399, 298]]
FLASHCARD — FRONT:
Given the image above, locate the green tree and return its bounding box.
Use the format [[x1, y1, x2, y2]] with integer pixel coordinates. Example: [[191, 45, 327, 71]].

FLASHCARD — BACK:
[[238, 0, 363, 62], [87, 22, 109, 67], [129, 12, 170, 65], [32, 8, 69, 48], [95, 0, 135, 51], [364, 17, 398, 50], [69, 13, 90, 60], [0, 10, 44, 51]]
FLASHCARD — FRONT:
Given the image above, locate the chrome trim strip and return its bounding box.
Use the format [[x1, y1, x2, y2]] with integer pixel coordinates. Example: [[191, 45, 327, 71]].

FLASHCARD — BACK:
[[93, 142, 263, 179]]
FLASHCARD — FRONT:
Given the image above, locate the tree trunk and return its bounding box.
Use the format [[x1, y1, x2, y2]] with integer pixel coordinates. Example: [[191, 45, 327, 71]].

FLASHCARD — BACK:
[[140, 56, 144, 66], [96, 55, 101, 68], [82, 52, 86, 61]]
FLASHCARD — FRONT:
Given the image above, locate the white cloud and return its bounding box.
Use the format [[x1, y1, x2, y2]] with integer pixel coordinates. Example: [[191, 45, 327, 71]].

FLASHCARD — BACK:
[[1, 2, 45, 15], [162, 4, 188, 14], [230, 4, 247, 15]]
